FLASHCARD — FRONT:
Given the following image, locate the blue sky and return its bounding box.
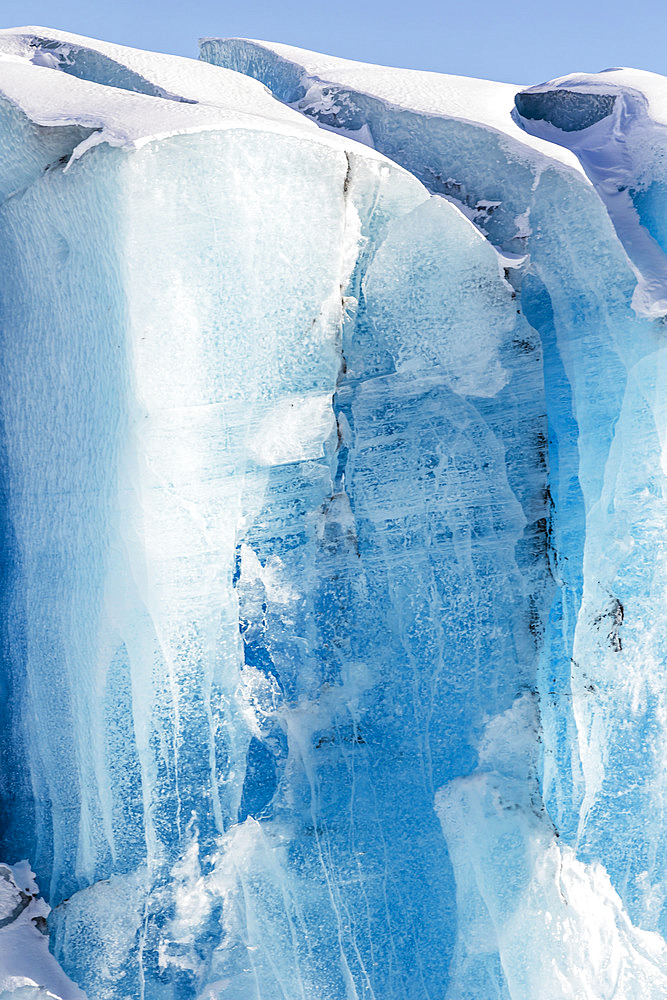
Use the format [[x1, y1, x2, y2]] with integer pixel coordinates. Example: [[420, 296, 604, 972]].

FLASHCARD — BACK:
[[2, 0, 666, 85]]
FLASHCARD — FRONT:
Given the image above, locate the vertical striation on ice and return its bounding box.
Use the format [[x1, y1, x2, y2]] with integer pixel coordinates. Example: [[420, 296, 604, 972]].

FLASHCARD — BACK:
[[203, 36, 667, 996]]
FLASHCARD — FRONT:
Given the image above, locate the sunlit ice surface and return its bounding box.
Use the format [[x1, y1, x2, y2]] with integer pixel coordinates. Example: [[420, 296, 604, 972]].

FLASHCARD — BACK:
[[0, 26, 666, 999]]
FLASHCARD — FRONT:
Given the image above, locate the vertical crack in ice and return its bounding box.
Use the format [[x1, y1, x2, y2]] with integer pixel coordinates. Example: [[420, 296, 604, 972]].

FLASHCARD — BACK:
[[298, 148, 366, 1000], [137, 890, 149, 1000]]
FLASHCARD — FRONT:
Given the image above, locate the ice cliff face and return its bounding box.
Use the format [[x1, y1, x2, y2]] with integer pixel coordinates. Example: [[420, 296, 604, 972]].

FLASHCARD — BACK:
[[0, 26, 666, 1000]]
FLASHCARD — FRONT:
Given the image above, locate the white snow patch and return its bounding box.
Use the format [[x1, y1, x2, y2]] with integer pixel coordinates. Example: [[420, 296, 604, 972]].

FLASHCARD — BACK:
[[0, 863, 86, 999]]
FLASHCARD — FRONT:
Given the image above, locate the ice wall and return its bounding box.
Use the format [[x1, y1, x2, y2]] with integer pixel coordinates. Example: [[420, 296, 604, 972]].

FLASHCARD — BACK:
[[0, 28, 549, 1000], [1, 24, 667, 1000], [203, 37, 667, 997]]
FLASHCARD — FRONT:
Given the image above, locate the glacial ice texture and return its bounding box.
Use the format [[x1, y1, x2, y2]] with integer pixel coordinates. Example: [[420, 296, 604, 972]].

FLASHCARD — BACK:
[[0, 25, 666, 1000]]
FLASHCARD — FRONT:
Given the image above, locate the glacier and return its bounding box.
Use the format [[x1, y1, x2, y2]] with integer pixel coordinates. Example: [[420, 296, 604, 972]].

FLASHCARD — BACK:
[[0, 24, 665, 1000]]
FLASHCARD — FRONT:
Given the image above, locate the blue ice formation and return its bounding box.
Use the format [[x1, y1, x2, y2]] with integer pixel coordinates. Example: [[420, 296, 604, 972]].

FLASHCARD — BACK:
[[0, 25, 667, 1000]]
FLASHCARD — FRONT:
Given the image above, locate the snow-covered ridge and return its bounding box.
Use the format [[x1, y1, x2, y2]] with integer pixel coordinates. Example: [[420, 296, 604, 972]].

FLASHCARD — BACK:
[[0, 26, 302, 122], [517, 67, 667, 129], [200, 37, 584, 173], [0, 27, 403, 166]]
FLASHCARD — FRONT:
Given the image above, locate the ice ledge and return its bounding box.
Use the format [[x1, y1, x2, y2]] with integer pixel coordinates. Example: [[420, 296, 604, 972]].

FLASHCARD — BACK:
[[0, 56, 320, 162], [200, 36, 585, 175], [515, 70, 667, 319]]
